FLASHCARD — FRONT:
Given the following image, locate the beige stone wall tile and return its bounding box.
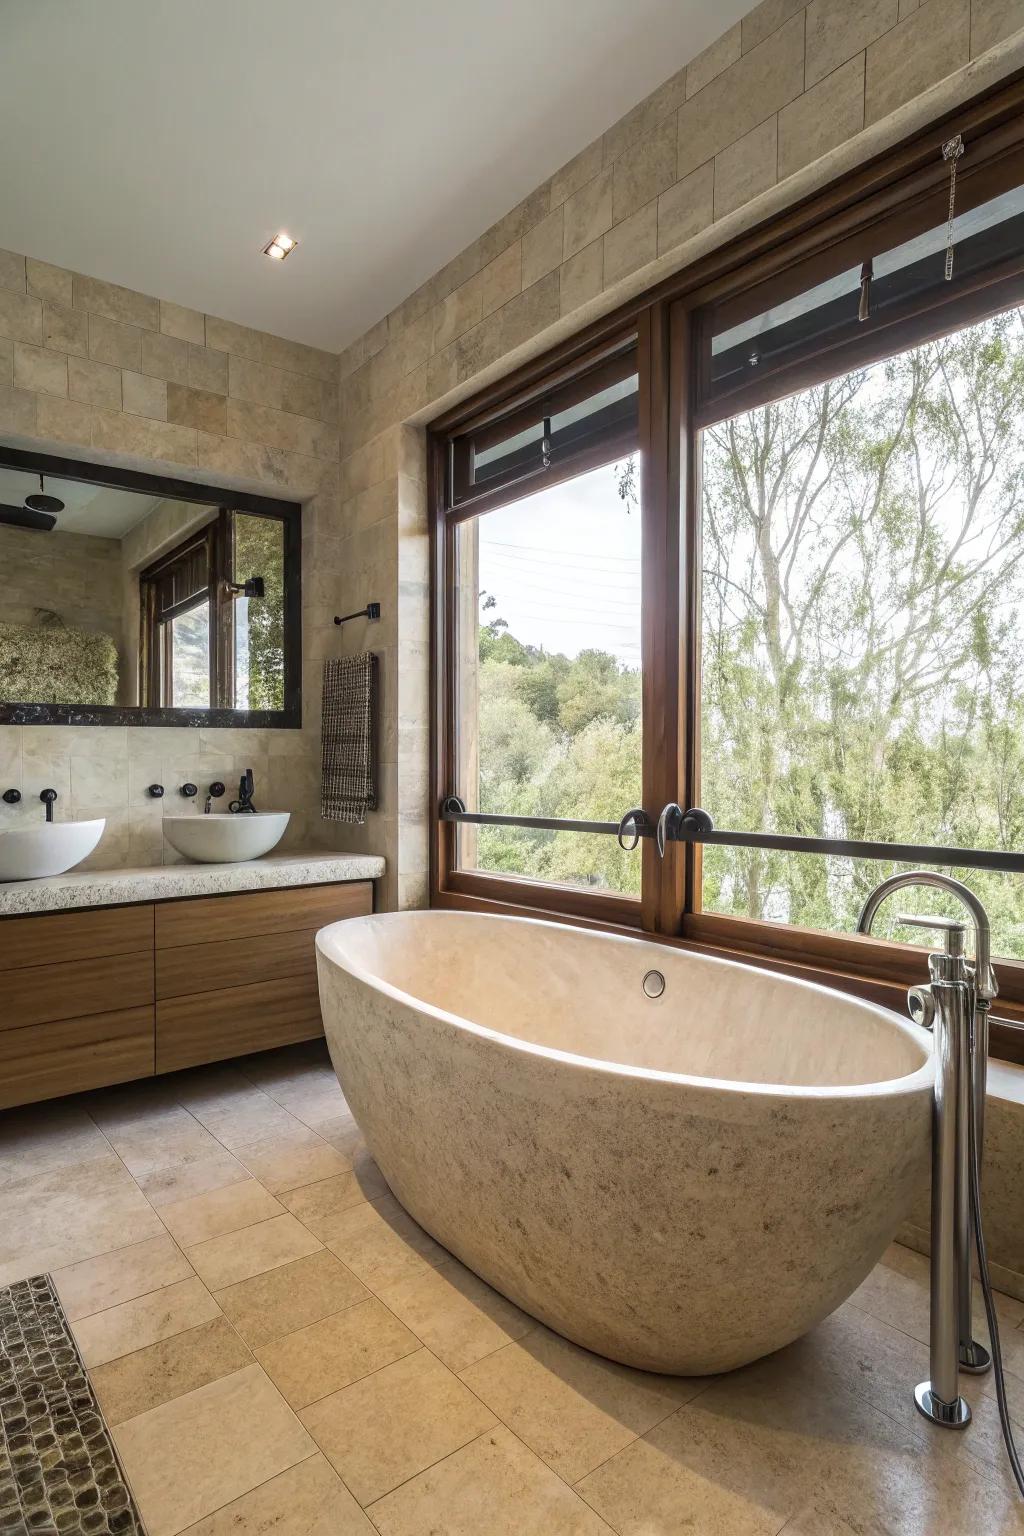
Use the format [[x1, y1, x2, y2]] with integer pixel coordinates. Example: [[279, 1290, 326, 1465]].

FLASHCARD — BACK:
[[13, 342, 67, 398], [92, 406, 197, 466], [500, 271, 561, 357], [563, 168, 614, 261], [476, 205, 527, 270], [0, 382, 38, 436], [972, 0, 1024, 54], [261, 331, 337, 382], [42, 302, 88, 357], [68, 354, 122, 410], [898, 0, 921, 12], [779, 53, 866, 178], [141, 329, 189, 384], [362, 316, 390, 360], [612, 115, 678, 224], [0, 289, 42, 345], [432, 276, 483, 352], [522, 207, 565, 288], [72, 273, 158, 330], [160, 299, 206, 345], [865, 0, 970, 121], [122, 370, 168, 421], [657, 160, 715, 255], [454, 308, 506, 384], [205, 314, 262, 361], [387, 287, 433, 341], [426, 344, 459, 400], [282, 370, 327, 421], [35, 393, 91, 447], [677, 14, 804, 177], [555, 235, 604, 313], [168, 383, 228, 434], [226, 396, 337, 460], [89, 314, 142, 370], [714, 115, 779, 218], [26, 258, 72, 307], [189, 343, 229, 394], [602, 95, 671, 168], [742, 0, 807, 51], [195, 431, 295, 490], [687, 23, 742, 96], [550, 140, 604, 208], [0, 249, 26, 293], [393, 311, 432, 379], [479, 243, 523, 319], [0, 336, 12, 387], [806, 0, 898, 87], [603, 200, 658, 287], [229, 354, 285, 409]]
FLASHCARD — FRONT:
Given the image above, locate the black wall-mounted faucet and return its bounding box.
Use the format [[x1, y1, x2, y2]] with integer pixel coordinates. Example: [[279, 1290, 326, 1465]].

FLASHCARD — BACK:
[[40, 788, 58, 823], [230, 769, 256, 814]]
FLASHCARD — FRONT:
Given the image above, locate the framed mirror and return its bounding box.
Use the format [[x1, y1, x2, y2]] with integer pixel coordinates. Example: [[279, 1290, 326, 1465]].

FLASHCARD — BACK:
[[0, 447, 301, 727]]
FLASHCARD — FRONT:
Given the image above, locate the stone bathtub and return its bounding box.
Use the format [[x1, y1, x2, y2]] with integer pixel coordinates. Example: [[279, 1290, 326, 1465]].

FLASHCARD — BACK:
[[316, 909, 933, 1374]]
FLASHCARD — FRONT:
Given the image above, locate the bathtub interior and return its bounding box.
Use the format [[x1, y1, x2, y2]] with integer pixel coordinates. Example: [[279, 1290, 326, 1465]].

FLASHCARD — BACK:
[[319, 911, 930, 1090]]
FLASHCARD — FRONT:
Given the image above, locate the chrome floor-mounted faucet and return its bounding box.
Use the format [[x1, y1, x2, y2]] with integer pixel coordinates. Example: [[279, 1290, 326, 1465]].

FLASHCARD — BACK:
[[856, 872, 996, 1427]]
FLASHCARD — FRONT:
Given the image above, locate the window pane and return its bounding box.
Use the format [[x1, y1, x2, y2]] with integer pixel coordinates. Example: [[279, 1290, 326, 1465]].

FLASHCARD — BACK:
[[233, 513, 285, 710], [699, 304, 1024, 956], [455, 457, 642, 895], [169, 603, 209, 707]]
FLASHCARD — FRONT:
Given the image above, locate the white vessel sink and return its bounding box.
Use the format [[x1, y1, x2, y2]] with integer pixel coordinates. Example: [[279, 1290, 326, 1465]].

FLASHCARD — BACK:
[[162, 811, 290, 864], [0, 819, 106, 881]]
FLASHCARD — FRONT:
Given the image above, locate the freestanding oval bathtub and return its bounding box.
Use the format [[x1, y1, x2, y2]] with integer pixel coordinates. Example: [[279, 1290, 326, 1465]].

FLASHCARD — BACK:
[[316, 910, 932, 1374]]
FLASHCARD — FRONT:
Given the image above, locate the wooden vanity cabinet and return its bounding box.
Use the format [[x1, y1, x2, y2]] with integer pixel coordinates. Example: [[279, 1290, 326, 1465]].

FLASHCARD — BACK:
[[0, 880, 372, 1108]]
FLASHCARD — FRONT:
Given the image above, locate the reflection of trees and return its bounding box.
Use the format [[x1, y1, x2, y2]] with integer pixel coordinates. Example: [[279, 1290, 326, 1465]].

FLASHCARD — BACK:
[[474, 309, 1024, 956], [234, 516, 285, 710]]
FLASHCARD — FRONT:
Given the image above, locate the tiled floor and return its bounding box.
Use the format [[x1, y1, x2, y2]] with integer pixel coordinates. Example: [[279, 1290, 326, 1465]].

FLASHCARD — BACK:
[[3, 1041, 1024, 1534]]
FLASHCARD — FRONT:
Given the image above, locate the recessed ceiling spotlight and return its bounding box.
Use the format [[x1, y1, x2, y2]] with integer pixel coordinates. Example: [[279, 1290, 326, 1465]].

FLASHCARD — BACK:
[[262, 232, 298, 261]]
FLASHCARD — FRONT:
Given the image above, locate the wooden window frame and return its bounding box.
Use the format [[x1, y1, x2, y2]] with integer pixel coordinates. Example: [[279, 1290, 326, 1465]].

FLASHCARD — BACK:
[[428, 69, 1024, 1064]]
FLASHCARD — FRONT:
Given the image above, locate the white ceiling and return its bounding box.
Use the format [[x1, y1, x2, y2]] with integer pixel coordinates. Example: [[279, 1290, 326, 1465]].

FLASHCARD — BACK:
[[0, 467, 169, 538], [0, 0, 747, 352]]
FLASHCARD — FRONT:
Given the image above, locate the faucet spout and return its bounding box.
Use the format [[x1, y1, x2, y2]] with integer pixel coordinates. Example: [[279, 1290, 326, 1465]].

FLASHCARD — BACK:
[[856, 869, 996, 1002]]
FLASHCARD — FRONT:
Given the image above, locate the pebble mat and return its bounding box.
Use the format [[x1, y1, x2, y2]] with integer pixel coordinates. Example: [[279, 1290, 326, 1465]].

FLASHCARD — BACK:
[[0, 1274, 144, 1535]]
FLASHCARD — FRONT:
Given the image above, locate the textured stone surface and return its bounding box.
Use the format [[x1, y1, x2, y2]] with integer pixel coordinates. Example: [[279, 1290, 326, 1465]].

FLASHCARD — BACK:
[[0, 850, 384, 914], [0, 1272, 144, 1535], [318, 911, 933, 1374]]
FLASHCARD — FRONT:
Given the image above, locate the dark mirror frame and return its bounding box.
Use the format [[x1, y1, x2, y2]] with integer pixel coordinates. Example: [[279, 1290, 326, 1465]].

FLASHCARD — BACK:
[[0, 446, 302, 729]]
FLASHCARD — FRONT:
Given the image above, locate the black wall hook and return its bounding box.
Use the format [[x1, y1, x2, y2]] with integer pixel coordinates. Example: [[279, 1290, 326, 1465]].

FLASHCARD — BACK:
[[334, 602, 381, 626]]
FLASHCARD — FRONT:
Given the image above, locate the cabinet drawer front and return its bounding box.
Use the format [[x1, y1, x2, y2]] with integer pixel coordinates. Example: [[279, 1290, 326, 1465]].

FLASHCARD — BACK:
[[0, 905, 153, 972], [155, 882, 372, 949], [3, 952, 154, 1031], [156, 929, 318, 1000], [156, 975, 324, 1073], [0, 1008, 154, 1110]]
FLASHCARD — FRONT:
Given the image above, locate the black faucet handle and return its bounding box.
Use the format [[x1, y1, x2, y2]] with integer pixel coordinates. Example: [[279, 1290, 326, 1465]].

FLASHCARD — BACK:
[[40, 788, 58, 823]]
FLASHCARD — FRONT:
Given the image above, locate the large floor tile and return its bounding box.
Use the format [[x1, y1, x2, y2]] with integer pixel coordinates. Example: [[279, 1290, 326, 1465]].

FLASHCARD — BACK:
[[160, 1178, 284, 1247], [460, 1324, 702, 1483], [280, 1171, 375, 1238], [53, 1234, 193, 1321], [300, 1347, 497, 1506], [213, 1248, 369, 1348], [379, 1257, 536, 1372], [112, 1363, 315, 1536], [0, 1099, 112, 1188], [183, 1088, 311, 1150], [187, 1213, 321, 1289], [233, 1132, 350, 1194], [135, 1148, 249, 1209], [0, 1155, 164, 1280], [255, 1296, 419, 1408], [369, 1424, 615, 1535], [91, 1314, 252, 1424], [325, 1194, 449, 1293], [179, 1452, 374, 1534], [91, 1104, 223, 1178], [72, 1275, 221, 1367]]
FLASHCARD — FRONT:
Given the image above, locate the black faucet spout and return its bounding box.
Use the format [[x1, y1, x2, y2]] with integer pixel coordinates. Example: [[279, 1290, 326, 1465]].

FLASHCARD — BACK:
[[229, 769, 257, 814]]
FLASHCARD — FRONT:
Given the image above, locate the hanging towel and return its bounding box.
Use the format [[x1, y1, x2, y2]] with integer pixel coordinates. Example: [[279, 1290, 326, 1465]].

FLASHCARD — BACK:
[[321, 652, 378, 822]]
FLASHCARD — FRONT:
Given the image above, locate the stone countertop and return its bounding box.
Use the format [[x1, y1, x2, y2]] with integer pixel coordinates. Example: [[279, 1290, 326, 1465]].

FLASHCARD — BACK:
[[0, 851, 385, 915]]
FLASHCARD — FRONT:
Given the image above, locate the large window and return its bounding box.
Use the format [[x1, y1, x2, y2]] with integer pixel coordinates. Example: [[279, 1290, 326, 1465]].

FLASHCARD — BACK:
[[432, 76, 1024, 1054]]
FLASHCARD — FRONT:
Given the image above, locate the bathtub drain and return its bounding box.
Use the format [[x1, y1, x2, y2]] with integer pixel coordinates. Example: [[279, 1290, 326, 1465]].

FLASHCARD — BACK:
[[642, 970, 665, 998]]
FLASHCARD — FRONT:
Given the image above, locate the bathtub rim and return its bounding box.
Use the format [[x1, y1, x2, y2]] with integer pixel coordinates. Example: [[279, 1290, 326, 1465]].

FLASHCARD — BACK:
[[316, 908, 934, 1102]]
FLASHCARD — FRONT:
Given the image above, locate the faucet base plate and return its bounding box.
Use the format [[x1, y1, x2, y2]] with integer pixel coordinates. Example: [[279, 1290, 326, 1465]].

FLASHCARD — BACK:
[[958, 1339, 992, 1374], [914, 1382, 972, 1428]]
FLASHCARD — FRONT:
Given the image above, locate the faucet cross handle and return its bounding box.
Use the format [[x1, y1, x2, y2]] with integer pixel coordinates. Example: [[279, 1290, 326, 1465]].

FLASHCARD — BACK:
[[896, 912, 968, 958]]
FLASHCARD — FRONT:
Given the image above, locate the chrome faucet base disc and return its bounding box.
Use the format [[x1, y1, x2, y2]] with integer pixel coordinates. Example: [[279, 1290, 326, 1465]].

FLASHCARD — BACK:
[[958, 1339, 992, 1374], [914, 1382, 972, 1428]]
